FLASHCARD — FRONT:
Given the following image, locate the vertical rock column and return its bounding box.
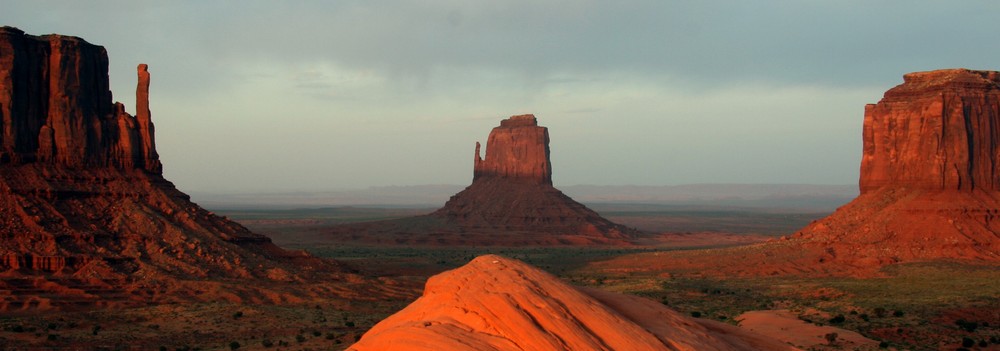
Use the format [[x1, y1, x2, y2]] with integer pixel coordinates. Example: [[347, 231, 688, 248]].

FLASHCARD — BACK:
[[135, 64, 160, 173]]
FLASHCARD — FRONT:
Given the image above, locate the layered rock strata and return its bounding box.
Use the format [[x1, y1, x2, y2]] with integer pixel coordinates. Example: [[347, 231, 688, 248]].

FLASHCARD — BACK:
[[348, 255, 797, 351]]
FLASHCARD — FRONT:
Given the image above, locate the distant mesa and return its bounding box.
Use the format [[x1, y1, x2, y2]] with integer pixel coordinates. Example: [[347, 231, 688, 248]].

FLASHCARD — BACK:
[[431, 114, 636, 240], [320, 114, 639, 246], [348, 255, 796, 351], [0, 27, 380, 310]]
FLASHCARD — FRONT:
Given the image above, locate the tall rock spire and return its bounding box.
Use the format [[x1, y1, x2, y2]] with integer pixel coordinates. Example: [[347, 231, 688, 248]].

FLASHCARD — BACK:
[[135, 63, 161, 173]]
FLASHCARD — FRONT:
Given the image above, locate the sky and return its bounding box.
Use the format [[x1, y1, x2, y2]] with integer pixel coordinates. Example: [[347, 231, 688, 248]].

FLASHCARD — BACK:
[[2, 1, 999, 193]]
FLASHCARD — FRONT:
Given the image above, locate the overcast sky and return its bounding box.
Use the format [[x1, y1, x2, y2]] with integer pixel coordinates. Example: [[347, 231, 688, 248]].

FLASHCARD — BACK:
[[3, 1, 999, 193]]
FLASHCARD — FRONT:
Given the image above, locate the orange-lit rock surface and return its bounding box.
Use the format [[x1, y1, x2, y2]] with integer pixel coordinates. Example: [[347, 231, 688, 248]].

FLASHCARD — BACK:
[[0, 27, 401, 311], [348, 255, 797, 351], [859, 69, 1000, 192], [320, 114, 637, 246]]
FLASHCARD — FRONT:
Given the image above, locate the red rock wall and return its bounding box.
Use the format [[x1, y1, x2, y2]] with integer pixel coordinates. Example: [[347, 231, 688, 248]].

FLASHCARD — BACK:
[[860, 69, 1000, 193], [0, 26, 159, 173], [473, 114, 552, 185]]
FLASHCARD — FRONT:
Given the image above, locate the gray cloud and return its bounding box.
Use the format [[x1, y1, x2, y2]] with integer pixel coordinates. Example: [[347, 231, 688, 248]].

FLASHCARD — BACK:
[[1, 1, 997, 192]]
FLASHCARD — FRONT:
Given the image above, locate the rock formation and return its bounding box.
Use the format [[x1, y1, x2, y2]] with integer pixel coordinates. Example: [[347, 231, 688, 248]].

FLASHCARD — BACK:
[[430, 114, 636, 241], [0, 27, 384, 310], [790, 68, 1000, 265], [348, 255, 798, 351], [318, 114, 638, 246], [859, 69, 1000, 192], [590, 69, 1000, 277]]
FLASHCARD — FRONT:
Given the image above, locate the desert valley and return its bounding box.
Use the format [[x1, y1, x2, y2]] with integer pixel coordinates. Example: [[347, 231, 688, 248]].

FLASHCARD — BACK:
[[2, 11, 1000, 351]]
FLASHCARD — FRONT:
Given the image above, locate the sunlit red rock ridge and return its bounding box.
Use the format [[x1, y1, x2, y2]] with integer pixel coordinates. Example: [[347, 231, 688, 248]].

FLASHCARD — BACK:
[[0, 27, 389, 311], [349, 255, 797, 351]]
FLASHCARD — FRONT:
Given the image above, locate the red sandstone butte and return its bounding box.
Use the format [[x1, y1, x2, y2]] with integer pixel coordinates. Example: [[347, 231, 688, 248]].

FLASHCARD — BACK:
[[348, 255, 798, 351], [0, 27, 370, 311], [791, 68, 1000, 264], [431, 114, 636, 241], [860, 69, 1000, 192]]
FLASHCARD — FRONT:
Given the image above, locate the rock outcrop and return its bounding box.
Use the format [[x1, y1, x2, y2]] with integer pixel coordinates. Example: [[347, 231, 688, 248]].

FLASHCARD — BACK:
[[860, 69, 1000, 193], [430, 114, 636, 241], [0, 27, 387, 310], [348, 255, 797, 351]]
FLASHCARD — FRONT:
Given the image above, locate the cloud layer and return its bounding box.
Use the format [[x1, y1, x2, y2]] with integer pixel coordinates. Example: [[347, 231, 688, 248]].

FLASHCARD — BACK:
[[3, 1, 997, 192]]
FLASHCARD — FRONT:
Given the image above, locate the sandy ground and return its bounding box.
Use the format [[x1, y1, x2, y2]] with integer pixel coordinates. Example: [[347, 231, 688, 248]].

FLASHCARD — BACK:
[[737, 309, 879, 350]]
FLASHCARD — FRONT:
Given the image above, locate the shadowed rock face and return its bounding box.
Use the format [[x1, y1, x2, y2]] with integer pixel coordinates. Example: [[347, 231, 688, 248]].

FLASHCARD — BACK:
[[348, 255, 797, 351], [0, 27, 358, 310], [860, 69, 1000, 193], [0, 26, 160, 172], [432, 114, 636, 241]]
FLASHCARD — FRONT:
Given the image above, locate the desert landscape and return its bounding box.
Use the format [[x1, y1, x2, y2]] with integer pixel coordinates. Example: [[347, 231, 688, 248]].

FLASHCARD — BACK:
[[3, 3, 1000, 351]]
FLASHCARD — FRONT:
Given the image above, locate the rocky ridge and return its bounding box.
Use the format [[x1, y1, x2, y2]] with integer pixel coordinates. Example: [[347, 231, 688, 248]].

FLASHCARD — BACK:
[[348, 255, 797, 351]]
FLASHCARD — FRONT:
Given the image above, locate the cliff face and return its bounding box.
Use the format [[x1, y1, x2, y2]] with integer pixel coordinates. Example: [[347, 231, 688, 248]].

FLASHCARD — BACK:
[[0, 26, 159, 172], [860, 69, 1000, 193], [349, 255, 796, 351], [473, 114, 552, 185], [0, 27, 360, 311]]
